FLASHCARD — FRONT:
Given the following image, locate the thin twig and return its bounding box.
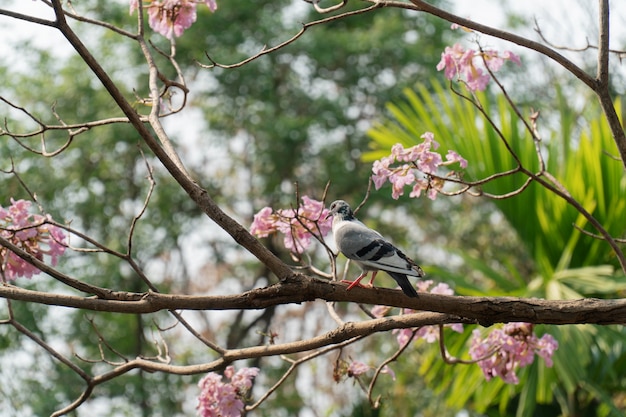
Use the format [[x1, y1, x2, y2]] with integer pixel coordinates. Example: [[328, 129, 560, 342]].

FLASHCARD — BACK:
[[247, 334, 366, 410], [367, 328, 418, 407], [438, 325, 495, 365], [199, 3, 383, 69]]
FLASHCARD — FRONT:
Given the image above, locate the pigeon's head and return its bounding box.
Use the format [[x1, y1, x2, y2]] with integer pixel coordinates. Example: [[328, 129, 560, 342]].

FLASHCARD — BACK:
[[326, 200, 354, 220]]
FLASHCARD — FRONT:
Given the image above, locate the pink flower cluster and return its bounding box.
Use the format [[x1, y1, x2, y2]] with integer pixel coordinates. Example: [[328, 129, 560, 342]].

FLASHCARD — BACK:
[[0, 199, 66, 281], [436, 43, 521, 91], [379, 281, 463, 345], [197, 366, 260, 417], [469, 322, 558, 384], [130, 0, 218, 39], [371, 132, 467, 200], [250, 196, 332, 254]]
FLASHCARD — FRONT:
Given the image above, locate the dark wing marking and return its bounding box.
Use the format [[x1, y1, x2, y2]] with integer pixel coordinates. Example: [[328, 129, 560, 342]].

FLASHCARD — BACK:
[[355, 238, 395, 261]]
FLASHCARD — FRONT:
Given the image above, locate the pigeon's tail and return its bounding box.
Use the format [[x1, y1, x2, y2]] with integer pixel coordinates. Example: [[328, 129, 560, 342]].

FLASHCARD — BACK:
[[387, 272, 418, 298]]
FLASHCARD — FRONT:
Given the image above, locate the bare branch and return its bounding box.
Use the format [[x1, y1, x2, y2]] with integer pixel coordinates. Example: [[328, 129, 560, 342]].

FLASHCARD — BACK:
[[367, 328, 418, 407], [0, 7, 56, 27], [46, 0, 294, 281], [198, 2, 383, 69], [310, 0, 348, 14], [39, 0, 138, 39], [248, 335, 366, 411], [596, 0, 610, 86], [533, 17, 626, 59]]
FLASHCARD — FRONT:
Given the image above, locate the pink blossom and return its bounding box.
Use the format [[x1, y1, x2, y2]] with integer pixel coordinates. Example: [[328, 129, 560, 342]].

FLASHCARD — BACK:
[[130, 0, 217, 39], [409, 178, 429, 199], [197, 366, 259, 417], [380, 365, 396, 381], [535, 333, 558, 367], [436, 43, 465, 80], [502, 50, 522, 66], [370, 133, 467, 201], [0, 199, 66, 281], [483, 50, 505, 72], [203, 0, 218, 12], [416, 150, 443, 174], [216, 385, 244, 417], [437, 43, 521, 91], [250, 197, 331, 254], [389, 166, 415, 199], [445, 150, 468, 168], [469, 323, 558, 384], [231, 366, 260, 391], [129, 0, 139, 14], [371, 305, 390, 318], [420, 131, 439, 148], [395, 328, 415, 346], [464, 66, 490, 92], [372, 158, 392, 190], [426, 187, 438, 200], [250, 207, 276, 238]]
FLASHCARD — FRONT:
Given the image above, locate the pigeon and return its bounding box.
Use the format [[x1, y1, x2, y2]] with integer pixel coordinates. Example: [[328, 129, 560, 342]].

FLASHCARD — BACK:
[[326, 200, 424, 297]]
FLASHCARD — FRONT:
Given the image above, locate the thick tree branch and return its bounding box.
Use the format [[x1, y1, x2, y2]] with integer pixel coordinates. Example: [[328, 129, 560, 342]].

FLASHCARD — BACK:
[[593, 0, 626, 167], [2, 276, 626, 324], [48, 0, 294, 281]]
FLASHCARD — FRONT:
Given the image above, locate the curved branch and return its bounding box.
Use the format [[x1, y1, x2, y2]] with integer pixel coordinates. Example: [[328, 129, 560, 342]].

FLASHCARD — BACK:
[[199, 2, 383, 69], [91, 312, 460, 380], [48, 0, 294, 281], [248, 334, 366, 411]]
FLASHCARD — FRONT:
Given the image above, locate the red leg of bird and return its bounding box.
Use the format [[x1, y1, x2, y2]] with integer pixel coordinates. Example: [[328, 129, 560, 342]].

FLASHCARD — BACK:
[[366, 270, 378, 287], [341, 271, 369, 291]]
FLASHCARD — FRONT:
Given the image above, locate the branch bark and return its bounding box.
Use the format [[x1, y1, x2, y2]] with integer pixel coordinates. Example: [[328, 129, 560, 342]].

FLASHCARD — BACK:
[[2, 276, 626, 324], [49, 0, 294, 281]]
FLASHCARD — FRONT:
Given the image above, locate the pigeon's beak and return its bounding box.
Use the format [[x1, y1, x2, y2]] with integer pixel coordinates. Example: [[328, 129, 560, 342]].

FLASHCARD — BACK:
[[325, 211, 333, 220]]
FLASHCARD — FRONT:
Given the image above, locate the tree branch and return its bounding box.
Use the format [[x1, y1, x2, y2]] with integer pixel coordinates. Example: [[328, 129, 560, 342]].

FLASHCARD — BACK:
[[2, 276, 626, 324], [48, 0, 295, 281]]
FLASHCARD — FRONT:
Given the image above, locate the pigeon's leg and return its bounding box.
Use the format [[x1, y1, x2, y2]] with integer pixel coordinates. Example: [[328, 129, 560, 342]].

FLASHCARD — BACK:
[[341, 271, 369, 290], [366, 270, 379, 287]]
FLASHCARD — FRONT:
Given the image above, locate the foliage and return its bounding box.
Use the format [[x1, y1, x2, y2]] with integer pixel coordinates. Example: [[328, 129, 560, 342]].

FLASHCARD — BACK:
[[366, 78, 626, 415]]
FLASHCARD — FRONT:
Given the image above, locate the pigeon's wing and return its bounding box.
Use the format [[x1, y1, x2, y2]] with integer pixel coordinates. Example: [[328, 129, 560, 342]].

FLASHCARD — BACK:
[[334, 221, 424, 277]]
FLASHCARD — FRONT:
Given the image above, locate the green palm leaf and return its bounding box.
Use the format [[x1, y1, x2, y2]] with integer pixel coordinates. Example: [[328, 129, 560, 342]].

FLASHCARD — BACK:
[[366, 79, 626, 416]]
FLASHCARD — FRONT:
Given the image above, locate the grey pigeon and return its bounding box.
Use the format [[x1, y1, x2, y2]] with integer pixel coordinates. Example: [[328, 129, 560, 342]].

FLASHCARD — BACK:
[[326, 200, 424, 297]]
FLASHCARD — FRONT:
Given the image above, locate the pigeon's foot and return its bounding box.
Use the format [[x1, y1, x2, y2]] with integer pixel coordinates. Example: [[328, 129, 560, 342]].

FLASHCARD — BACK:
[[341, 279, 374, 290]]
